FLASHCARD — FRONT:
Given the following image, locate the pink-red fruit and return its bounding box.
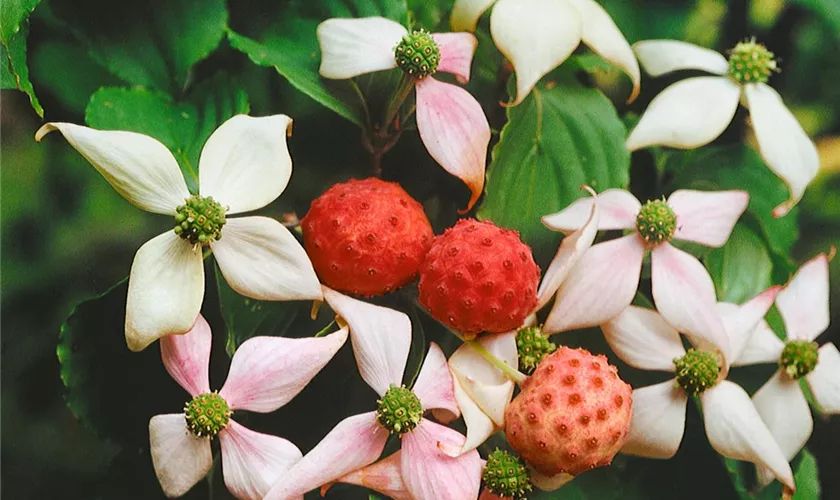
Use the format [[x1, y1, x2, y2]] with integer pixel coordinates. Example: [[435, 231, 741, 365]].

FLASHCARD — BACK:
[[418, 219, 539, 338], [505, 347, 632, 476], [302, 178, 433, 297]]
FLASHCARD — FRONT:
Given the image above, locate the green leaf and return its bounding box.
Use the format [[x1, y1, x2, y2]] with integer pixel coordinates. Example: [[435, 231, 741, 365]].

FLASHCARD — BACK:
[[214, 265, 303, 357], [0, 0, 40, 45], [792, 0, 840, 37], [227, 0, 408, 126], [84, 74, 250, 192], [477, 77, 631, 262], [706, 224, 773, 304], [1, 20, 43, 116], [47, 0, 228, 93]]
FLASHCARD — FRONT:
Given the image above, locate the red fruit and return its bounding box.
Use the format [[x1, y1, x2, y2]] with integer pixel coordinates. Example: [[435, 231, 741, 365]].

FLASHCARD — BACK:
[[301, 178, 433, 297], [505, 347, 632, 476], [417, 219, 539, 337]]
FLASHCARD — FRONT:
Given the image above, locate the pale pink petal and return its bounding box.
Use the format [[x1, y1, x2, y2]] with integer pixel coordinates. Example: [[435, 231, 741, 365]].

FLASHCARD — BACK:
[[433, 33, 478, 84], [327, 452, 411, 500], [401, 419, 482, 500], [322, 287, 411, 396], [622, 380, 687, 459], [744, 82, 819, 217], [415, 77, 489, 211], [264, 412, 389, 500], [413, 342, 459, 418], [716, 287, 780, 363], [160, 314, 212, 397], [528, 469, 574, 491], [806, 343, 840, 414], [541, 188, 640, 233], [701, 381, 795, 490], [316, 17, 404, 79], [219, 421, 303, 500], [601, 306, 685, 371], [453, 376, 498, 453], [567, 0, 641, 102], [149, 413, 213, 498], [667, 190, 749, 247], [651, 243, 729, 359], [450, 0, 497, 32], [731, 320, 785, 367], [625, 76, 741, 151], [752, 371, 813, 462], [219, 328, 348, 412], [633, 40, 729, 77], [543, 234, 646, 333], [776, 253, 830, 342]]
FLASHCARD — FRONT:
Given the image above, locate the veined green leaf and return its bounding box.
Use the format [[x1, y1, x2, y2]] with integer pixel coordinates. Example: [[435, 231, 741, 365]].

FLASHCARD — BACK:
[[706, 224, 773, 304], [1, 20, 43, 116]]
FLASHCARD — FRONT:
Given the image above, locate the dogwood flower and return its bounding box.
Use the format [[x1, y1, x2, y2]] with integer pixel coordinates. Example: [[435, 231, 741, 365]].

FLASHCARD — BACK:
[[149, 314, 348, 499], [626, 39, 820, 217], [541, 188, 748, 356], [317, 17, 490, 210], [730, 253, 839, 487], [264, 288, 482, 500], [35, 115, 322, 351], [601, 287, 795, 492], [450, 0, 640, 105]]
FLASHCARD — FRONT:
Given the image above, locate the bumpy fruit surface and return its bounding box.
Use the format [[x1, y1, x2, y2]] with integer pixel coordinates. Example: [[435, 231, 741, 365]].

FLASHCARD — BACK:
[[505, 347, 632, 476], [302, 178, 433, 297], [418, 219, 539, 337]]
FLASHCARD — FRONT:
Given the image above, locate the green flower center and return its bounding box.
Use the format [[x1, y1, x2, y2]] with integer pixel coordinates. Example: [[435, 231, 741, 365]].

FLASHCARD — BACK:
[[376, 384, 423, 435], [516, 326, 556, 374], [483, 449, 532, 499], [174, 194, 226, 245], [728, 40, 778, 84], [673, 349, 720, 396], [184, 392, 231, 438], [780, 340, 819, 379], [636, 199, 677, 245], [394, 29, 440, 79]]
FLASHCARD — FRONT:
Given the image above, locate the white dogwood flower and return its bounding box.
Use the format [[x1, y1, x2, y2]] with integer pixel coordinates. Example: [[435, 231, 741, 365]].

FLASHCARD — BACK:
[[451, 0, 640, 104], [36, 115, 322, 351], [626, 39, 820, 217]]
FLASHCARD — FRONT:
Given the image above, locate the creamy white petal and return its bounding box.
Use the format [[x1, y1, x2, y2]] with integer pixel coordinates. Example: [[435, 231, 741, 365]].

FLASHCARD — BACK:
[[198, 115, 293, 214], [622, 380, 687, 459], [450, 0, 498, 32], [806, 343, 840, 414], [542, 188, 639, 233], [316, 17, 404, 79], [717, 287, 780, 364], [449, 332, 517, 427], [633, 40, 729, 77], [126, 231, 204, 352], [452, 376, 497, 454], [212, 216, 322, 301], [490, 0, 582, 105], [36, 122, 188, 214], [528, 468, 575, 491], [601, 306, 685, 371], [701, 381, 795, 490], [567, 0, 640, 101], [752, 370, 813, 462], [149, 413, 213, 498], [744, 83, 819, 217], [731, 320, 785, 367], [626, 76, 741, 151], [776, 253, 830, 342]]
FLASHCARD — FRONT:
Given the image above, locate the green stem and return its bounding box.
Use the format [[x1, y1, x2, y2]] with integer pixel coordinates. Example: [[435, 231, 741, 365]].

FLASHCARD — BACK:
[[464, 338, 528, 386], [383, 75, 416, 130], [314, 320, 337, 338]]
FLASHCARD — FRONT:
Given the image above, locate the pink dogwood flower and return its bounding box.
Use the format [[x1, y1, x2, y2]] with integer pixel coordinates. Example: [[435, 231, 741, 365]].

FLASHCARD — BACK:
[[264, 288, 482, 500], [148, 315, 348, 499], [541, 188, 748, 354], [601, 287, 796, 492], [317, 17, 490, 210], [731, 253, 840, 487]]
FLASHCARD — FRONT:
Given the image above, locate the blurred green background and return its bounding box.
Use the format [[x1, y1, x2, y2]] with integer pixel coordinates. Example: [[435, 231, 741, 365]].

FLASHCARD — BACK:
[[2, 0, 840, 498]]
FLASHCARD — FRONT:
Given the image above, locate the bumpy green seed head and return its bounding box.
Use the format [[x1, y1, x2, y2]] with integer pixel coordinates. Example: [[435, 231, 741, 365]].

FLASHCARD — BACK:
[[174, 194, 226, 245], [636, 198, 677, 245], [394, 29, 440, 79], [483, 449, 532, 499], [728, 40, 778, 84], [673, 349, 721, 396], [184, 392, 231, 438], [516, 326, 556, 374], [780, 340, 819, 379], [376, 384, 423, 435]]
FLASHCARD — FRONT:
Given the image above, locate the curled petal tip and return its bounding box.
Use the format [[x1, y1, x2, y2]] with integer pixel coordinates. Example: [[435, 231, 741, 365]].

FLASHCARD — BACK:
[[826, 246, 837, 262], [35, 123, 57, 142], [437, 440, 463, 457], [772, 201, 794, 218], [580, 185, 597, 197]]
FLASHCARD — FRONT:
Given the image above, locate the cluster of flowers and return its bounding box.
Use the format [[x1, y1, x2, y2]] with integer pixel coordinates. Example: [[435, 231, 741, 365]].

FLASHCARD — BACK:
[[35, 0, 836, 499]]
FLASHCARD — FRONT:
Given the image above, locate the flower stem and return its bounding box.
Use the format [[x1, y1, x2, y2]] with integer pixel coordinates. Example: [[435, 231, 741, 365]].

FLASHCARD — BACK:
[[463, 338, 528, 386], [383, 75, 416, 130]]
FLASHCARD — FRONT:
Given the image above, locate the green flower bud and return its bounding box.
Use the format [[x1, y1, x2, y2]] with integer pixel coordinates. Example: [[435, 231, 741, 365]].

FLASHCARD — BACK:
[[184, 392, 231, 439], [728, 39, 778, 84], [780, 340, 819, 379], [636, 198, 677, 245], [483, 449, 532, 499], [673, 349, 720, 396], [516, 326, 556, 374], [394, 29, 440, 79], [376, 384, 423, 435], [173, 194, 226, 245]]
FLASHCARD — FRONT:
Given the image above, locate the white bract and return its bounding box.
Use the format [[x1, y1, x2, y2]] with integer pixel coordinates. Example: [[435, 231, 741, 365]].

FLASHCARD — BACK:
[[36, 115, 322, 351], [451, 0, 640, 104], [626, 40, 820, 217]]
